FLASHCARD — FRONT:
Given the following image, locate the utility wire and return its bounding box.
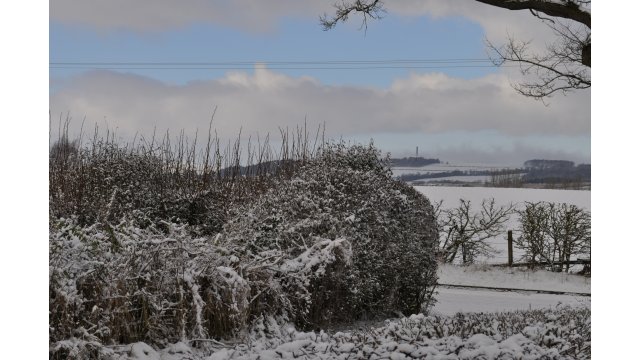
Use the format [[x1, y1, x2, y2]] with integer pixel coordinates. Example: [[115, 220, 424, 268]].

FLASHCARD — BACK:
[[50, 58, 510, 70], [50, 65, 509, 70], [51, 58, 496, 65]]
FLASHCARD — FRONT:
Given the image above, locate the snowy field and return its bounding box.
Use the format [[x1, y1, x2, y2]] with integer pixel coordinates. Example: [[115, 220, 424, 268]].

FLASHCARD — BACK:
[[415, 175, 491, 184], [391, 163, 517, 177], [434, 264, 590, 315], [434, 287, 589, 315], [415, 185, 591, 264], [415, 186, 590, 210], [392, 164, 518, 184], [437, 263, 590, 294]]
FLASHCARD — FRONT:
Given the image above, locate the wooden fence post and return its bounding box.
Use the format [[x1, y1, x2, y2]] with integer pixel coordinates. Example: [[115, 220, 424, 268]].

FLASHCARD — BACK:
[[508, 230, 513, 267]]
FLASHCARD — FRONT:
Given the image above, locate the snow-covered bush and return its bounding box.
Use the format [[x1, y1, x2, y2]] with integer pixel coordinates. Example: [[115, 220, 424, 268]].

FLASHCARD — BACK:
[[50, 140, 439, 356], [49, 217, 257, 358], [49, 141, 230, 235], [220, 142, 439, 328]]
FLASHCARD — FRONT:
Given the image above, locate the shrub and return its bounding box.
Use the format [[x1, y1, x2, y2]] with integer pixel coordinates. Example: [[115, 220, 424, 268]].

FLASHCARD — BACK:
[[49, 139, 439, 353], [49, 217, 255, 355], [220, 142, 439, 329], [49, 140, 233, 235]]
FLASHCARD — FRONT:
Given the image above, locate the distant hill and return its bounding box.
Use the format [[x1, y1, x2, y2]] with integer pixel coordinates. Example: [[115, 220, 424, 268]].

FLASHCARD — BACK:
[[392, 158, 590, 189], [523, 159, 590, 183], [390, 157, 440, 167]]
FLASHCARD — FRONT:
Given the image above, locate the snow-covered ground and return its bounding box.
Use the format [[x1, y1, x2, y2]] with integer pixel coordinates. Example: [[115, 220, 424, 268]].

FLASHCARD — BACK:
[[433, 264, 590, 315], [434, 287, 589, 316], [438, 263, 590, 294], [414, 175, 491, 184], [110, 305, 590, 359], [415, 186, 590, 211]]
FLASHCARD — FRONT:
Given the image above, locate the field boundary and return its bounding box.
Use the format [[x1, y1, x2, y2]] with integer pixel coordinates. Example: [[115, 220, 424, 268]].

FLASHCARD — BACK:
[[436, 283, 591, 297]]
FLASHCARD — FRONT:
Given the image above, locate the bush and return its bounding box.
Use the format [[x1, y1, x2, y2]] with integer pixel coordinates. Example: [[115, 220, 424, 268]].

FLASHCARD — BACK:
[[49, 140, 440, 354], [49, 218, 254, 352], [49, 140, 232, 235], [220, 142, 439, 328]]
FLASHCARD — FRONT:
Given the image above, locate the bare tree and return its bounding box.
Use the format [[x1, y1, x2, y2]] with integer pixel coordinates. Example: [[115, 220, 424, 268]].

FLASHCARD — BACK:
[[320, 0, 590, 99], [437, 198, 514, 264], [489, 169, 524, 188], [514, 201, 551, 265], [515, 201, 591, 272], [547, 203, 591, 272]]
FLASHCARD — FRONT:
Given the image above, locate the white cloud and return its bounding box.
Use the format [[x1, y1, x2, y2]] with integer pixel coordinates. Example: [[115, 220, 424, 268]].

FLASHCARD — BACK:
[[50, 0, 332, 32], [385, 0, 559, 48], [50, 67, 590, 157], [50, 0, 568, 49]]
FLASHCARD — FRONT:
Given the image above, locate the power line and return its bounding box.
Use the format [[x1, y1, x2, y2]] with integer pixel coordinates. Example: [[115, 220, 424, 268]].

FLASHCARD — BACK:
[[50, 58, 496, 65], [49, 58, 510, 70], [50, 65, 507, 70]]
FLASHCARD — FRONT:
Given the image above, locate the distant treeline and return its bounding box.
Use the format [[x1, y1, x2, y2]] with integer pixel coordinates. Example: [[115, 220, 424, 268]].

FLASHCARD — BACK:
[[398, 169, 502, 182], [523, 160, 590, 183], [396, 159, 590, 187], [390, 157, 440, 167], [220, 157, 590, 187]]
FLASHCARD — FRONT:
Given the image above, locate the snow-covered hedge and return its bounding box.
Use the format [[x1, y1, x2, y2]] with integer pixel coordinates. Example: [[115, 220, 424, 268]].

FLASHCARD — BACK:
[[220, 142, 439, 328], [50, 141, 232, 235], [56, 306, 589, 359], [49, 218, 254, 356], [50, 142, 439, 357], [205, 306, 590, 360]]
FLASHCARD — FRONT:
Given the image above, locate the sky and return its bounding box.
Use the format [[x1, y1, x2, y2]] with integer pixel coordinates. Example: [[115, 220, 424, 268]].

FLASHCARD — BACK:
[[48, 0, 591, 166]]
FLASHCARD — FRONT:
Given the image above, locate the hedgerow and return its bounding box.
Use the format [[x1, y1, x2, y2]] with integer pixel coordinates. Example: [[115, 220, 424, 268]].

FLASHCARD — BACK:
[[209, 305, 590, 360], [49, 137, 440, 357], [49, 140, 233, 235]]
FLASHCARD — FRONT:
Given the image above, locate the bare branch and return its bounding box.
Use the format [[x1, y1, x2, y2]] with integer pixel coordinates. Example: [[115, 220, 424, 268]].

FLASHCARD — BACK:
[[321, 0, 590, 99], [320, 0, 386, 31], [487, 23, 590, 99], [529, 9, 555, 24], [475, 0, 590, 28]]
